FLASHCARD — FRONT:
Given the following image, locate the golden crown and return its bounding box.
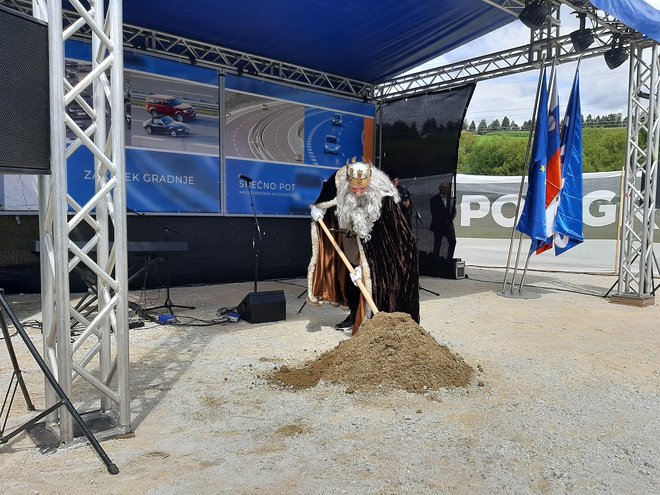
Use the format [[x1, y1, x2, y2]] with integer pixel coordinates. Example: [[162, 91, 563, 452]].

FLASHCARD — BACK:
[[345, 157, 372, 188]]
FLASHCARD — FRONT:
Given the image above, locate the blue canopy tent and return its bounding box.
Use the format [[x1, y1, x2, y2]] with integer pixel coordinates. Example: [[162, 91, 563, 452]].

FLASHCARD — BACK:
[[590, 0, 660, 43], [122, 1, 660, 84], [123, 0, 517, 84]]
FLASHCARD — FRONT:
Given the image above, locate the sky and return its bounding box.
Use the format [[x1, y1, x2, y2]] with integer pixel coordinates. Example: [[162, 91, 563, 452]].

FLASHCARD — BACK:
[[407, 1, 660, 127]]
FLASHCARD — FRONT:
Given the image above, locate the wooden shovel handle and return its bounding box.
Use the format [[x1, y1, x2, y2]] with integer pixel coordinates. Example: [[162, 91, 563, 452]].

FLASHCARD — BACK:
[[315, 215, 379, 315]]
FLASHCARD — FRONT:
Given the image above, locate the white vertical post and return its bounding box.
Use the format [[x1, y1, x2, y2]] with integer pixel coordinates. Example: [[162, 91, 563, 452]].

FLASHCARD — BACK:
[[109, 0, 131, 430], [46, 0, 74, 441], [613, 43, 659, 306], [33, 0, 131, 442]]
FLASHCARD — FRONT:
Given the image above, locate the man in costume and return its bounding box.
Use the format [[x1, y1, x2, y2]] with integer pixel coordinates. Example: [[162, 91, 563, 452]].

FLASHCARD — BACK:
[[307, 158, 420, 334]]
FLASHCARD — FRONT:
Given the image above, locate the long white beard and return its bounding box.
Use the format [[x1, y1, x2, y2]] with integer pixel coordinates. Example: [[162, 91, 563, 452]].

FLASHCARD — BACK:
[[335, 169, 398, 241]]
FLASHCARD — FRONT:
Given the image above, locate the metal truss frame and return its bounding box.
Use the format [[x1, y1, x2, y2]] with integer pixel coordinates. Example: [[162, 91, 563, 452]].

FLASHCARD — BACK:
[[33, 0, 130, 443], [4, 0, 373, 101], [375, 30, 646, 101], [614, 43, 660, 304], [483, 0, 632, 36], [118, 26, 374, 101], [375, 0, 642, 101], [479, 0, 525, 17]]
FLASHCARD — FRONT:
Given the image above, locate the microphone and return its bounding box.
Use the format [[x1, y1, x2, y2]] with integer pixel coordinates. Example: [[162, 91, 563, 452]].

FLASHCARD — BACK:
[[239, 174, 253, 183]]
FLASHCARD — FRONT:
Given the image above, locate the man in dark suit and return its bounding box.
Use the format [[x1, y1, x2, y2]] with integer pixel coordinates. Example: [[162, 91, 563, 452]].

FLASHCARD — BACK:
[[429, 181, 456, 259]]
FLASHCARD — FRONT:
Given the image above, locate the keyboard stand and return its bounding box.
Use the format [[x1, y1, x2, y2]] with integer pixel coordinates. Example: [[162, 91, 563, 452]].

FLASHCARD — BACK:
[[144, 252, 194, 315]]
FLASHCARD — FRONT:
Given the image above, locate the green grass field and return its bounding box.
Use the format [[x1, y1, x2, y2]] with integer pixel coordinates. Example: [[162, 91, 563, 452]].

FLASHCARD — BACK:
[[458, 127, 630, 175]]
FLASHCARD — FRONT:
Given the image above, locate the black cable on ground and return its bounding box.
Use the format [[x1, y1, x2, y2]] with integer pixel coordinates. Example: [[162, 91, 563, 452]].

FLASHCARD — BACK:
[[167, 315, 230, 327]]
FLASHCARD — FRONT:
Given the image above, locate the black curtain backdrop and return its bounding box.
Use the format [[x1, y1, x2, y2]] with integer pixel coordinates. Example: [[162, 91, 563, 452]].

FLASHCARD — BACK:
[[378, 84, 474, 260], [378, 84, 475, 179]]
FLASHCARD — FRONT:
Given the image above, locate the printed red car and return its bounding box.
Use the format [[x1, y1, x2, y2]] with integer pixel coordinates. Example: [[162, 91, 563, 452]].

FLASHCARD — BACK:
[[145, 94, 196, 122]]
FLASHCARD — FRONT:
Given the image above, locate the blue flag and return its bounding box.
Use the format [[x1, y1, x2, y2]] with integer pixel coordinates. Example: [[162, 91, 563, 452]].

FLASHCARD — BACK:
[[554, 69, 584, 255], [536, 67, 563, 254], [516, 71, 549, 245]]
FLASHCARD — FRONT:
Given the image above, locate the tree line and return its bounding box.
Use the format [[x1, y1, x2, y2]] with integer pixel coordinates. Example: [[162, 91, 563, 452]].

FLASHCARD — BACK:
[[464, 112, 628, 134], [457, 126, 638, 175]]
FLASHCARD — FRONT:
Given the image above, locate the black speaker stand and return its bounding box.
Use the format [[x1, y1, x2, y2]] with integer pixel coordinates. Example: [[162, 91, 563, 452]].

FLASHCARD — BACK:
[[1, 303, 35, 415], [0, 290, 119, 474]]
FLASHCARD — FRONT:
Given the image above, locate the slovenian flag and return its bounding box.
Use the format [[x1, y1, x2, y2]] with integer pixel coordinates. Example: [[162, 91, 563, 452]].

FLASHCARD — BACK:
[[553, 68, 584, 255], [516, 71, 549, 246], [535, 67, 563, 254]]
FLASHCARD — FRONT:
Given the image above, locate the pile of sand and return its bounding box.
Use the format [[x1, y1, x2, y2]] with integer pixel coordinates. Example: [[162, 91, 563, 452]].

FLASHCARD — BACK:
[[270, 312, 474, 393]]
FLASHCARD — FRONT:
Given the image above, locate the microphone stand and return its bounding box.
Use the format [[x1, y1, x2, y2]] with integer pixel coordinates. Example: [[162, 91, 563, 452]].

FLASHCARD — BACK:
[[409, 196, 423, 230], [408, 196, 439, 297], [244, 180, 263, 293]]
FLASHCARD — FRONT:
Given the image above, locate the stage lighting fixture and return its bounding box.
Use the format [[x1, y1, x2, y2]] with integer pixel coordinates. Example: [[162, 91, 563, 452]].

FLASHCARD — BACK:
[[518, 0, 552, 30], [569, 12, 594, 53], [188, 52, 197, 65], [604, 37, 628, 70]]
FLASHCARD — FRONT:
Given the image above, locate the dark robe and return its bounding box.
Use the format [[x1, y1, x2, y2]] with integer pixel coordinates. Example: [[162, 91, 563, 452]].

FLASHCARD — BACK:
[[307, 169, 420, 334]]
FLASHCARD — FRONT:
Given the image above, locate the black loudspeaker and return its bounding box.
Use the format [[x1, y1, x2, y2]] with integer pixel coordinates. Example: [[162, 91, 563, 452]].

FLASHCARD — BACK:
[[419, 252, 465, 280], [0, 6, 50, 174], [237, 290, 286, 324]]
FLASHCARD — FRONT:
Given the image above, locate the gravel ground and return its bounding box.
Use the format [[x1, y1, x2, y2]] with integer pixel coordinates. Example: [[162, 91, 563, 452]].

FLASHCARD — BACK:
[[0, 267, 658, 494]]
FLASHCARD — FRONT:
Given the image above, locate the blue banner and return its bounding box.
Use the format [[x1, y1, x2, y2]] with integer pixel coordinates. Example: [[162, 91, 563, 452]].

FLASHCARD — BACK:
[[68, 147, 220, 213], [589, 0, 660, 43], [227, 159, 334, 215], [63, 39, 373, 218], [125, 149, 220, 213], [304, 109, 365, 167]]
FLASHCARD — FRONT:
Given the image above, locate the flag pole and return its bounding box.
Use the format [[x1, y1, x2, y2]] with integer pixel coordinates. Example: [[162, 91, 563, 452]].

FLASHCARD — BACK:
[[501, 56, 547, 294], [517, 55, 559, 293], [614, 164, 625, 274]]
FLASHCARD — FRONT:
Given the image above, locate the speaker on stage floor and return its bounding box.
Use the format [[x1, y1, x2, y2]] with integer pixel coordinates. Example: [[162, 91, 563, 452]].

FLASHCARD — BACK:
[[419, 252, 465, 280], [237, 290, 286, 324]]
